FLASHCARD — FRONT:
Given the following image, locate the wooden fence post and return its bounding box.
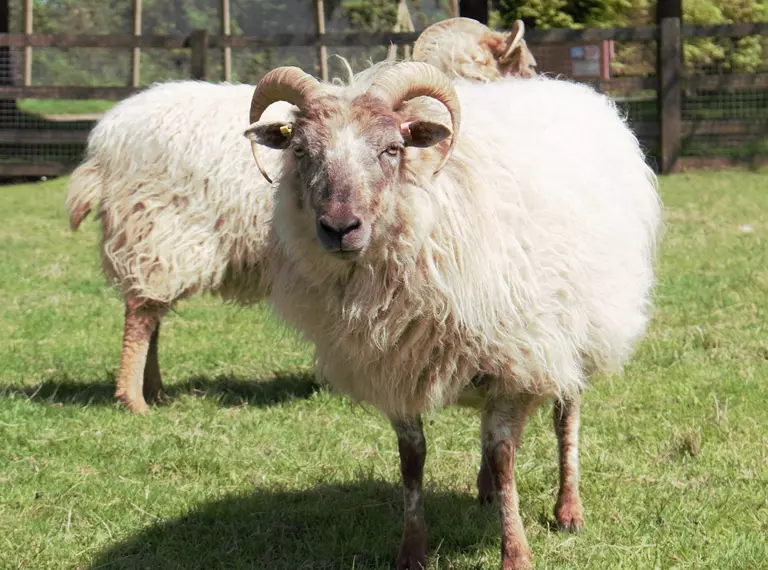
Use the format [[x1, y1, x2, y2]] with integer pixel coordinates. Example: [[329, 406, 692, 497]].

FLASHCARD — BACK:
[[23, 0, 32, 86], [189, 29, 209, 81], [657, 0, 682, 174], [131, 0, 142, 87], [221, 0, 231, 82], [315, 0, 328, 82], [387, 0, 415, 62]]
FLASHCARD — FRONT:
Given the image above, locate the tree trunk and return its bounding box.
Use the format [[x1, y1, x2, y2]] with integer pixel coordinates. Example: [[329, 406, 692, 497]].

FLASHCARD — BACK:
[[657, 0, 682, 21], [459, 0, 488, 25]]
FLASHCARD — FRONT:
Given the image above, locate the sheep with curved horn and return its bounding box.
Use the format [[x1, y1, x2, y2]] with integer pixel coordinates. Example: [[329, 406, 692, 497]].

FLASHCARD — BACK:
[[246, 60, 661, 569]]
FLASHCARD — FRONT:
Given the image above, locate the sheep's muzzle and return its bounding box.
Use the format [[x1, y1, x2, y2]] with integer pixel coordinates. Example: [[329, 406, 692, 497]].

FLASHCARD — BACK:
[[316, 203, 369, 257]]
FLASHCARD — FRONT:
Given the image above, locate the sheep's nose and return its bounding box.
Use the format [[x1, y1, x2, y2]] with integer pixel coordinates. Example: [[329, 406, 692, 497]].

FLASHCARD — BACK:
[[317, 214, 361, 244]]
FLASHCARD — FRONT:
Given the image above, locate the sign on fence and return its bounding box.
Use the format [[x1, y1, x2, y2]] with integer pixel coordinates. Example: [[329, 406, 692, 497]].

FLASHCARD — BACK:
[[569, 41, 612, 79], [535, 40, 613, 81]]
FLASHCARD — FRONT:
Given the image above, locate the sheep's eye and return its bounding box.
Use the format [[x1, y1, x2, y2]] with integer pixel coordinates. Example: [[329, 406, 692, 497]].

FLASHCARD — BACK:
[[292, 144, 306, 157], [384, 143, 402, 156]]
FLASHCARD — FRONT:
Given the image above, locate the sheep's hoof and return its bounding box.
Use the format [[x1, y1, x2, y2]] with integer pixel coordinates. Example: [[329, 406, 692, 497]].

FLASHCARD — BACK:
[[395, 552, 427, 570], [395, 539, 427, 570], [115, 392, 150, 415], [142, 384, 164, 404], [502, 553, 533, 570], [142, 371, 164, 403], [555, 500, 584, 533], [477, 486, 495, 505], [557, 518, 584, 534], [476, 464, 495, 506]]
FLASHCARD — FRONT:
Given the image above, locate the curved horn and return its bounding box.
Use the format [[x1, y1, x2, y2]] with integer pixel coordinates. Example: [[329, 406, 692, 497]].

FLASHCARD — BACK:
[[367, 62, 461, 175], [501, 20, 526, 61], [247, 66, 323, 183], [249, 66, 322, 123]]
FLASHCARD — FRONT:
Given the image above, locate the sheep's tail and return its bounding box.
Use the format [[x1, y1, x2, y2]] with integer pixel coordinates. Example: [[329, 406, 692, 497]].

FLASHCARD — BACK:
[[66, 158, 103, 231]]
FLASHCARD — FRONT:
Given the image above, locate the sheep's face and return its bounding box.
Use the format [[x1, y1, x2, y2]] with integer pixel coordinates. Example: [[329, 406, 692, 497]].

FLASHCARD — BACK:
[[249, 94, 451, 261]]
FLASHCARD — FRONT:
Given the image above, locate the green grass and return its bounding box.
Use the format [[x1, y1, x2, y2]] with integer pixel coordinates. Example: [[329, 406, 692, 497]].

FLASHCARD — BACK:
[[1, 171, 767, 569], [17, 99, 116, 117]]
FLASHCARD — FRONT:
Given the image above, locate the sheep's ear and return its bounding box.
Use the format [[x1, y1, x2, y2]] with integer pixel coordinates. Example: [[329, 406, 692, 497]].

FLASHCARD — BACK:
[[400, 120, 452, 148], [244, 121, 294, 149]]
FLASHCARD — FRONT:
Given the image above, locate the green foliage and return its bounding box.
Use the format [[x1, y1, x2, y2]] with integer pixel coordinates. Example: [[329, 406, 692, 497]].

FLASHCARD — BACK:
[[682, 0, 768, 73], [341, 0, 398, 33], [494, 0, 651, 29], [493, 0, 767, 74]]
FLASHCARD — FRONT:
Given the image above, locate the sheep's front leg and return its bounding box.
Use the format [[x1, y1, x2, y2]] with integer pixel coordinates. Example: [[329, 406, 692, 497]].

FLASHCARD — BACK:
[[142, 322, 163, 402], [553, 397, 584, 532], [391, 416, 428, 570], [114, 298, 164, 414], [483, 394, 538, 570]]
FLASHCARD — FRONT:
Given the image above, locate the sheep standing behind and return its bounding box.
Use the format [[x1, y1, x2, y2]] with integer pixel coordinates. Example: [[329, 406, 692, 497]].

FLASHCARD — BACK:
[[412, 17, 537, 80], [413, 16, 586, 534], [246, 62, 661, 569], [66, 81, 297, 413]]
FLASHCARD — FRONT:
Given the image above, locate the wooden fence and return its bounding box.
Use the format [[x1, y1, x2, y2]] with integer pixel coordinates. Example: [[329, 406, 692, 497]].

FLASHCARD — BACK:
[[0, 18, 766, 178]]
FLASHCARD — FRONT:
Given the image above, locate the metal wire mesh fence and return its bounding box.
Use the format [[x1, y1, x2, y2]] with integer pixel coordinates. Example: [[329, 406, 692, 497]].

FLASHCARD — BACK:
[[680, 33, 768, 161], [0, 2, 766, 178]]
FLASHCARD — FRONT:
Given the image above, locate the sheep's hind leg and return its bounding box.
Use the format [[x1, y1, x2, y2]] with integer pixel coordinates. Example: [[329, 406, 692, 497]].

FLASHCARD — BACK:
[[484, 394, 539, 570], [142, 322, 163, 403], [391, 416, 428, 570], [477, 413, 495, 505], [114, 299, 164, 414], [553, 396, 584, 532]]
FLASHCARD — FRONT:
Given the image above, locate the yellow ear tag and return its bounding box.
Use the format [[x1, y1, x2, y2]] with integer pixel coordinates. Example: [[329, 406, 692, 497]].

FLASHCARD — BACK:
[[280, 125, 292, 137]]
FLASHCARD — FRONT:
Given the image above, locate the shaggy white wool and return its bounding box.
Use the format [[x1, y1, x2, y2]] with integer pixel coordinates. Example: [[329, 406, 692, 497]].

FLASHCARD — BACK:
[[265, 71, 662, 419], [67, 81, 304, 305]]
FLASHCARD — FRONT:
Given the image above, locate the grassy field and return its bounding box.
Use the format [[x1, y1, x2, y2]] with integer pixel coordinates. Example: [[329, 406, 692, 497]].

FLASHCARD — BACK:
[[1, 171, 767, 570], [17, 99, 116, 117]]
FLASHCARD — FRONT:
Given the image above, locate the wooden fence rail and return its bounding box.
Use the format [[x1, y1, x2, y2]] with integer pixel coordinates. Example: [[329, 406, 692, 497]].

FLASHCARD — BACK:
[[0, 22, 765, 50]]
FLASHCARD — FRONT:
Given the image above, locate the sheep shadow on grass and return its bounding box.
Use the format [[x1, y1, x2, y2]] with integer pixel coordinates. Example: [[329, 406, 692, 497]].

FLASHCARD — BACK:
[[88, 481, 502, 570], [0, 372, 320, 409]]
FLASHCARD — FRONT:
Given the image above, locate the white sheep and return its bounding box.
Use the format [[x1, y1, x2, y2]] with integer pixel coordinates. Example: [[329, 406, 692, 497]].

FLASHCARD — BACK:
[[412, 17, 537, 80], [245, 61, 661, 569], [66, 81, 296, 414]]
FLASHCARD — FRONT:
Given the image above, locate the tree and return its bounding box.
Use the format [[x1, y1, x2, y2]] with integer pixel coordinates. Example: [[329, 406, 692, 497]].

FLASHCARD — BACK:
[[493, 0, 767, 74], [682, 0, 767, 74], [459, 0, 489, 24]]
